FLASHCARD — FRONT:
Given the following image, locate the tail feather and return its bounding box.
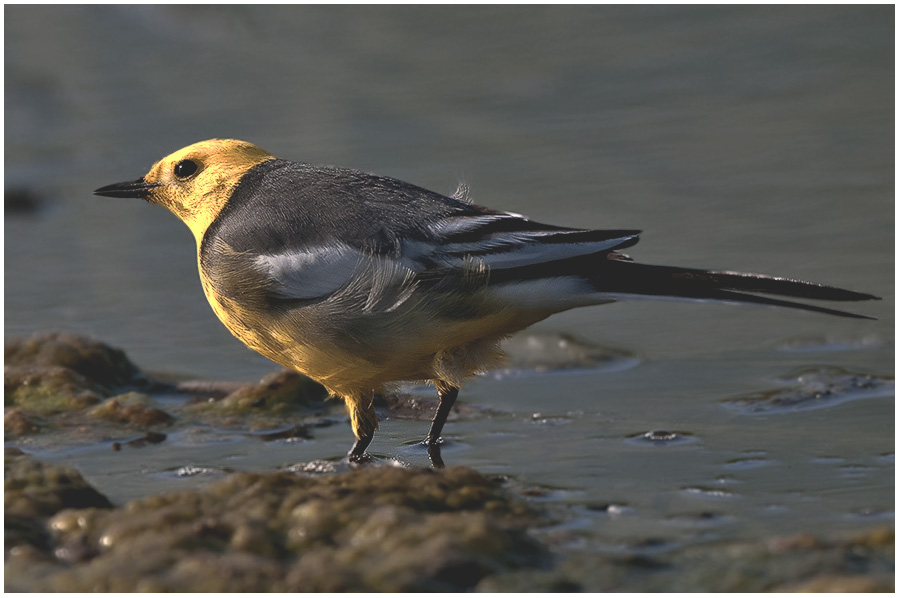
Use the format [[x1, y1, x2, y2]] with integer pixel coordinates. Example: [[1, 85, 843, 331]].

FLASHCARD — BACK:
[[595, 260, 880, 320]]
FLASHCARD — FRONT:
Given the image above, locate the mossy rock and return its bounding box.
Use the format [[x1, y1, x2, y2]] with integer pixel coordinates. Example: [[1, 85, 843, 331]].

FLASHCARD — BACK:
[[5, 332, 142, 388], [6, 461, 547, 592]]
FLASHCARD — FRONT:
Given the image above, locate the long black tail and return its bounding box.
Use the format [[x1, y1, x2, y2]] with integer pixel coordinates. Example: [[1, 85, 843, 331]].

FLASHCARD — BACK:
[[596, 259, 880, 320]]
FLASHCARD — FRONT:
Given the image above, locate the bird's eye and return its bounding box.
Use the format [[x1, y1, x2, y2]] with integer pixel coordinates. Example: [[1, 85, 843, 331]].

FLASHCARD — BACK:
[[174, 159, 199, 179]]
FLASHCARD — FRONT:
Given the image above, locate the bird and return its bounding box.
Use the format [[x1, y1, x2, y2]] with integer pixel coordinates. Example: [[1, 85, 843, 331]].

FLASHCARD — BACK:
[[94, 139, 879, 464]]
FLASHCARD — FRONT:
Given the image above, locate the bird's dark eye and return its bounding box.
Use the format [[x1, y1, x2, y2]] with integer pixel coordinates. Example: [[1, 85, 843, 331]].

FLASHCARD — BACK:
[[174, 159, 199, 179]]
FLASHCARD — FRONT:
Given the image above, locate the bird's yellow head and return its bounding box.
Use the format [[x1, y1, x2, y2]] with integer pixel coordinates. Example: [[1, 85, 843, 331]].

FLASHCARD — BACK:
[[94, 139, 276, 243]]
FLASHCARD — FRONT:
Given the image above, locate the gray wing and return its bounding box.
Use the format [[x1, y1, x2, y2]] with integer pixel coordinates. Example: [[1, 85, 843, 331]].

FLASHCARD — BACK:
[[201, 159, 640, 314]]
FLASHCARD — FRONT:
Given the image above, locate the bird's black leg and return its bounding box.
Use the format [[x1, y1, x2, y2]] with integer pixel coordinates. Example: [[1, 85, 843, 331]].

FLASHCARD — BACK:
[[348, 431, 373, 463], [425, 383, 457, 468], [425, 381, 458, 448]]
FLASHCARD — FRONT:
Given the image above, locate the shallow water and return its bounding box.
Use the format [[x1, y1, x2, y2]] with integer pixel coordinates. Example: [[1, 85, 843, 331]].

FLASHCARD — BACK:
[[5, 4, 893, 566]]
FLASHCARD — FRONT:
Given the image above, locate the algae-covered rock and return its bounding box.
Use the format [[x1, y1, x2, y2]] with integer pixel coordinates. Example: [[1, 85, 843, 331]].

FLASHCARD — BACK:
[[478, 526, 895, 592], [5, 332, 142, 388], [5, 449, 113, 565], [5, 460, 546, 592], [5, 365, 105, 412], [4, 333, 145, 418], [4, 407, 42, 436], [4, 334, 173, 442], [89, 392, 175, 427], [188, 369, 326, 414], [4, 333, 327, 441], [185, 370, 328, 431], [4, 449, 113, 520]]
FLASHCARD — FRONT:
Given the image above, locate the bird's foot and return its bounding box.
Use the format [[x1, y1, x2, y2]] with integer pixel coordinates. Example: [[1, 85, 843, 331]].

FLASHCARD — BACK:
[[347, 433, 373, 465], [424, 437, 446, 468], [347, 452, 374, 467]]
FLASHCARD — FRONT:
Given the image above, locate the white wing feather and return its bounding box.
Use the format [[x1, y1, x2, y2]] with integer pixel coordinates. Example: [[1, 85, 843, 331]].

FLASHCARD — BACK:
[[252, 211, 635, 314]]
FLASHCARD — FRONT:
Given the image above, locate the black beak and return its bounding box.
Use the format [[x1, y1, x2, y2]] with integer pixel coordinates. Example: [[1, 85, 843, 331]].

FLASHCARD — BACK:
[[93, 178, 160, 199]]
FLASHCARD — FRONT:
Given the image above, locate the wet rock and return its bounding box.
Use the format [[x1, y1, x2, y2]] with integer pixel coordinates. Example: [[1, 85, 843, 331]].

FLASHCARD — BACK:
[[493, 332, 639, 378], [6, 332, 143, 388], [5, 449, 113, 564], [4, 334, 168, 442], [112, 431, 168, 451], [722, 367, 893, 414], [777, 574, 893, 592], [4, 407, 42, 437], [479, 527, 894, 592], [4, 333, 153, 422], [5, 460, 546, 592], [672, 527, 896, 592], [174, 379, 247, 399], [187, 370, 326, 415], [252, 424, 312, 442], [89, 392, 174, 427], [4, 334, 328, 441], [5, 365, 104, 412], [778, 334, 883, 353], [185, 370, 328, 431], [5, 449, 113, 520]]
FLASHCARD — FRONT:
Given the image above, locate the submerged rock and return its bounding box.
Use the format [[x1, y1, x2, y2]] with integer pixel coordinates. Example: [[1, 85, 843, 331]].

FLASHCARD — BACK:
[[494, 332, 639, 378], [4, 456, 546, 592], [722, 367, 893, 414]]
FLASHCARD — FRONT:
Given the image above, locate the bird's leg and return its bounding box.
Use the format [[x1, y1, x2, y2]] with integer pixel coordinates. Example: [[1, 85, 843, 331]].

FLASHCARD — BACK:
[[346, 391, 378, 463], [425, 381, 459, 447], [425, 382, 458, 468]]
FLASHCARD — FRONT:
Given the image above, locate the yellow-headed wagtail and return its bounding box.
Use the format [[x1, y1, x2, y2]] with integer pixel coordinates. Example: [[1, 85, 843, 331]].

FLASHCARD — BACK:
[[95, 139, 879, 463]]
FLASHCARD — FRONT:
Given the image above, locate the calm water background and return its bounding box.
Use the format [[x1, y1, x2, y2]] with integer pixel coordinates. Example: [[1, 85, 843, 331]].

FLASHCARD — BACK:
[[5, 6, 894, 553]]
